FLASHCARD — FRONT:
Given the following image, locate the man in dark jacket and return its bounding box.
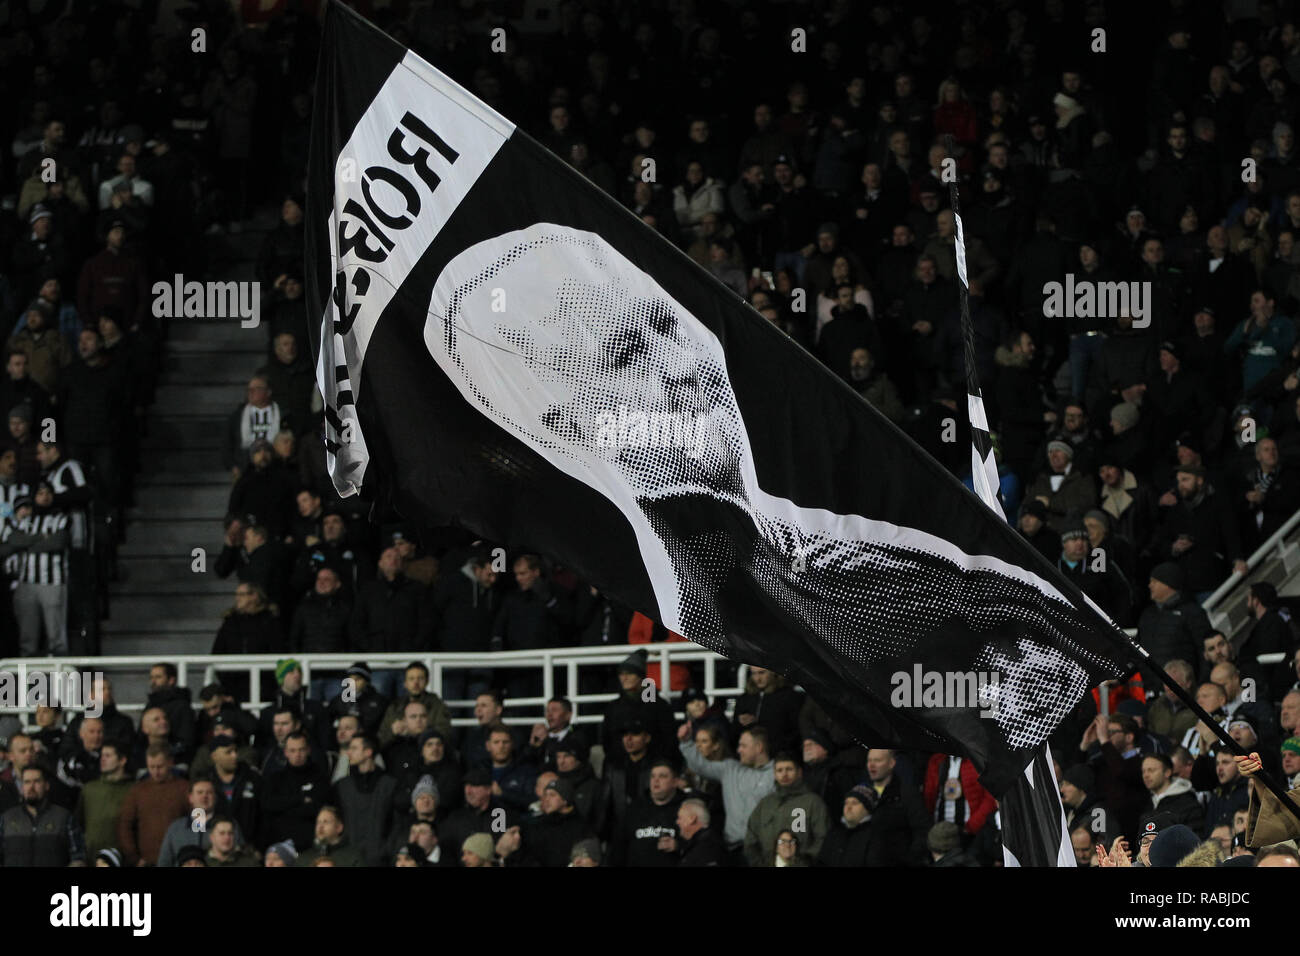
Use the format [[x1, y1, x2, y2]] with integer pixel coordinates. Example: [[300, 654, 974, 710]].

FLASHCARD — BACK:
[[226, 441, 296, 540], [205, 734, 261, 846], [864, 749, 930, 866], [1150, 464, 1248, 599], [255, 661, 331, 759], [492, 554, 572, 657], [145, 664, 195, 755], [377, 663, 453, 749], [260, 731, 330, 850], [609, 760, 683, 867], [675, 797, 724, 866], [598, 719, 657, 841], [1055, 521, 1132, 626], [1017, 499, 1061, 563], [600, 650, 678, 766], [350, 546, 433, 652], [326, 663, 389, 739], [995, 330, 1053, 483], [1140, 753, 1206, 834], [287, 510, 370, 599], [332, 733, 395, 866], [1137, 563, 1214, 688], [1241, 583, 1296, 693], [290, 567, 351, 653], [731, 667, 805, 757], [499, 778, 594, 867], [816, 785, 881, 866], [59, 328, 128, 507], [0, 765, 86, 866], [440, 767, 513, 859], [431, 549, 499, 652]]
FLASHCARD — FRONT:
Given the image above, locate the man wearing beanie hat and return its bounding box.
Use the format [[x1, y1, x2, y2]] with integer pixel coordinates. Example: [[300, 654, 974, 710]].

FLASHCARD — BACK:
[[255, 659, 331, 760], [1150, 460, 1248, 599], [1137, 562, 1212, 686], [460, 831, 496, 866], [552, 735, 599, 822], [1146, 339, 1212, 452], [327, 663, 387, 738], [1053, 519, 1133, 624], [495, 776, 594, 867], [817, 784, 881, 866], [1281, 737, 1300, 789], [264, 840, 298, 866], [600, 649, 677, 765], [1016, 497, 1061, 563], [1147, 823, 1201, 867], [927, 820, 978, 866], [393, 842, 428, 866], [1025, 438, 1096, 534]]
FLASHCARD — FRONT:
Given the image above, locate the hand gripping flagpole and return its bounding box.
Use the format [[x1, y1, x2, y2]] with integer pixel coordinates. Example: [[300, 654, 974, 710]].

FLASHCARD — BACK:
[[941, 135, 1300, 829]]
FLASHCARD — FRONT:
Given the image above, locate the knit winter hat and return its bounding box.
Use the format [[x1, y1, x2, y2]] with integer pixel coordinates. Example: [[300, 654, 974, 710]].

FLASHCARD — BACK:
[[927, 821, 962, 854], [570, 838, 602, 864], [1110, 402, 1140, 430], [1282, 737, 1300, 756], [266, 841, 298, 864], [96, 848, 123, 867], [1150, 562, 1185, 591], [1149, 824, 1201, 867], [1047, 439, 1074, 459], [275, 658, 301, 684], [462, 832, 495, 862], [410, 775, 439, 808]]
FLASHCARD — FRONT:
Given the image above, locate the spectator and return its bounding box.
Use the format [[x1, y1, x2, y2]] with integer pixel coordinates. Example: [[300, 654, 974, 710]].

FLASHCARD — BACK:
[[675, 797, 725, 866], [1137, 563, 1213, 687], [600, 650, 678, 765], [0, 765, 86, 866], [1025, 442, 1097, 533], [155, 778, 225, 867], [377, 662, 453, 750], [145, 664, 195, 757], [205, 734, 261, 847], [744, 752, 830, 867], [256, 660, 331, 760], [1140, 752, 1206, 834], [1224, 289, 1296, 394], [922, 752, 997, 845], [497, 778, 595, 867], [72, 741, 132, 859], [289, 566, 351, 654], [222, 377, 289, 480], [333, 733, 395, 866], [260, 731, 330, 851], [204, 816, 259, 867], [441, 767, 511, 861], [677, 721, 774, 865], [116, 745, 189, 866], [351, 546, 433, 653], [5, 305, 69, 407]]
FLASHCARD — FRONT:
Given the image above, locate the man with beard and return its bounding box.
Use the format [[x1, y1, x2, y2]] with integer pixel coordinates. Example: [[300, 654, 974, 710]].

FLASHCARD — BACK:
[[0, 765, 86, 866], [846, 347, 905, 423]]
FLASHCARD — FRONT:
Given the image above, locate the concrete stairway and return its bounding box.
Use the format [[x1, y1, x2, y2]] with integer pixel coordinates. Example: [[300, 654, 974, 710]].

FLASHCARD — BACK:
[[103, 212, 279, 702]]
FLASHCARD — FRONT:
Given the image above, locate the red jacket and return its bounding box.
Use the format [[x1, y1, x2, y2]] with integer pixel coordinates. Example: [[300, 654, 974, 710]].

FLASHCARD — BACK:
[[627, 613, 690, 691], [923, 754, 997, 835]]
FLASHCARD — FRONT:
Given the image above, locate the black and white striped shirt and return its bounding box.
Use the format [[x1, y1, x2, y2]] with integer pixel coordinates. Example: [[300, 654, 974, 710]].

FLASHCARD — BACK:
[[0, 481, 30, 516], [45, 458, 89, 549], [1, 512, 70, 585]]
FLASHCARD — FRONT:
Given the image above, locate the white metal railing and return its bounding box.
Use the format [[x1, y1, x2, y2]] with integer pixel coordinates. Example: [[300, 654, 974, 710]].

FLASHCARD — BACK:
[[0, 644, 748, 727], [1202, 508, 1300, 616]]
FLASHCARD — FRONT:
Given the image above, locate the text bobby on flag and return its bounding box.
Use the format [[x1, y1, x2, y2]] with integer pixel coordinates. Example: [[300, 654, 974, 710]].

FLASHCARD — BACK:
[[305, 0, 1129, 795]]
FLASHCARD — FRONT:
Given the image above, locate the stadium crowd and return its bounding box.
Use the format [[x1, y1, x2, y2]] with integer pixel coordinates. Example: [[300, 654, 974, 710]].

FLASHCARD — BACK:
[[6, 0, 1300, 866]]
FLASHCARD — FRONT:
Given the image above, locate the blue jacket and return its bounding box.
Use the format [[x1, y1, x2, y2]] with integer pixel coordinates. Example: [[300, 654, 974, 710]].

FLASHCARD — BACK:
[[1225, 315, 1297, 393]]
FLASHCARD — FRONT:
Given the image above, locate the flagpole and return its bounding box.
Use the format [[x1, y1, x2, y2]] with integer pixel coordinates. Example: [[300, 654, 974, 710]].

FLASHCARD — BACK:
[[940, 134, 1300, 825]]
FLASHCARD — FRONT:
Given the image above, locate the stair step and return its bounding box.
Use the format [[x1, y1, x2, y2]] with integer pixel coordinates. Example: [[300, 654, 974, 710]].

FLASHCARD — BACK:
[[137, 470, 233, 486], [118, 518, 220, 554], [140, 416, 226, 452], [154, 383, 241, 412], [116, 553, 226, 581], [147, 448, 225, 473], [107, 593, 233, 629], [165, 351, 268, 381], [100, 634, 216, 657], [102, 615, 221, 635], [166, 318, 267, 345], [169, 337, 265, 356], [127, 484, 229, 517]]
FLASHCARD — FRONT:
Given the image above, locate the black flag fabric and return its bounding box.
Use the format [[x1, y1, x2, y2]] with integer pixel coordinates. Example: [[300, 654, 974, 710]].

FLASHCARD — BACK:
[[306, 1, 1130, 795], [945, 172, 1076, 865]]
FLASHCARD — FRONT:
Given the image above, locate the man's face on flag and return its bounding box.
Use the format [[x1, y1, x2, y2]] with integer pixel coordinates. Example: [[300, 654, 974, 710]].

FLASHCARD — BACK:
[[428, 225, 747, 499]]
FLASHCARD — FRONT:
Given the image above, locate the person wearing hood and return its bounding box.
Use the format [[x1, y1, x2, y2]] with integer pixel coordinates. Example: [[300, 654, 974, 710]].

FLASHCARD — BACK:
[[294, 805, 362, 866], [332, 733, 395, 866], [609, 759, 684, 867], [743, 754, 829, 866], [1140, 752, 1205, 834], [496, 777, 595, 867]]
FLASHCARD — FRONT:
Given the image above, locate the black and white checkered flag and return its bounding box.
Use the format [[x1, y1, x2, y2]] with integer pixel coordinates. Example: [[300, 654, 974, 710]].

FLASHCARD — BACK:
[[944, 142, 1075, 866]]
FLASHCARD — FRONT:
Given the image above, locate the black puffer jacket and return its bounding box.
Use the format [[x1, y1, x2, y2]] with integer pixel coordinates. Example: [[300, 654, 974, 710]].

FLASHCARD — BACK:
[[350, 574, 432, 652], [290, 590, 352, 654], [212, 609, 282, 655]]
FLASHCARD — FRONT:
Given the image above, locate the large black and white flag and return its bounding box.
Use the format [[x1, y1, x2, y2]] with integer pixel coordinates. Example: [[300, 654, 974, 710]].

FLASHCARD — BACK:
[[945, 169, 1076, 866], [306, 1, 1131, 795]]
